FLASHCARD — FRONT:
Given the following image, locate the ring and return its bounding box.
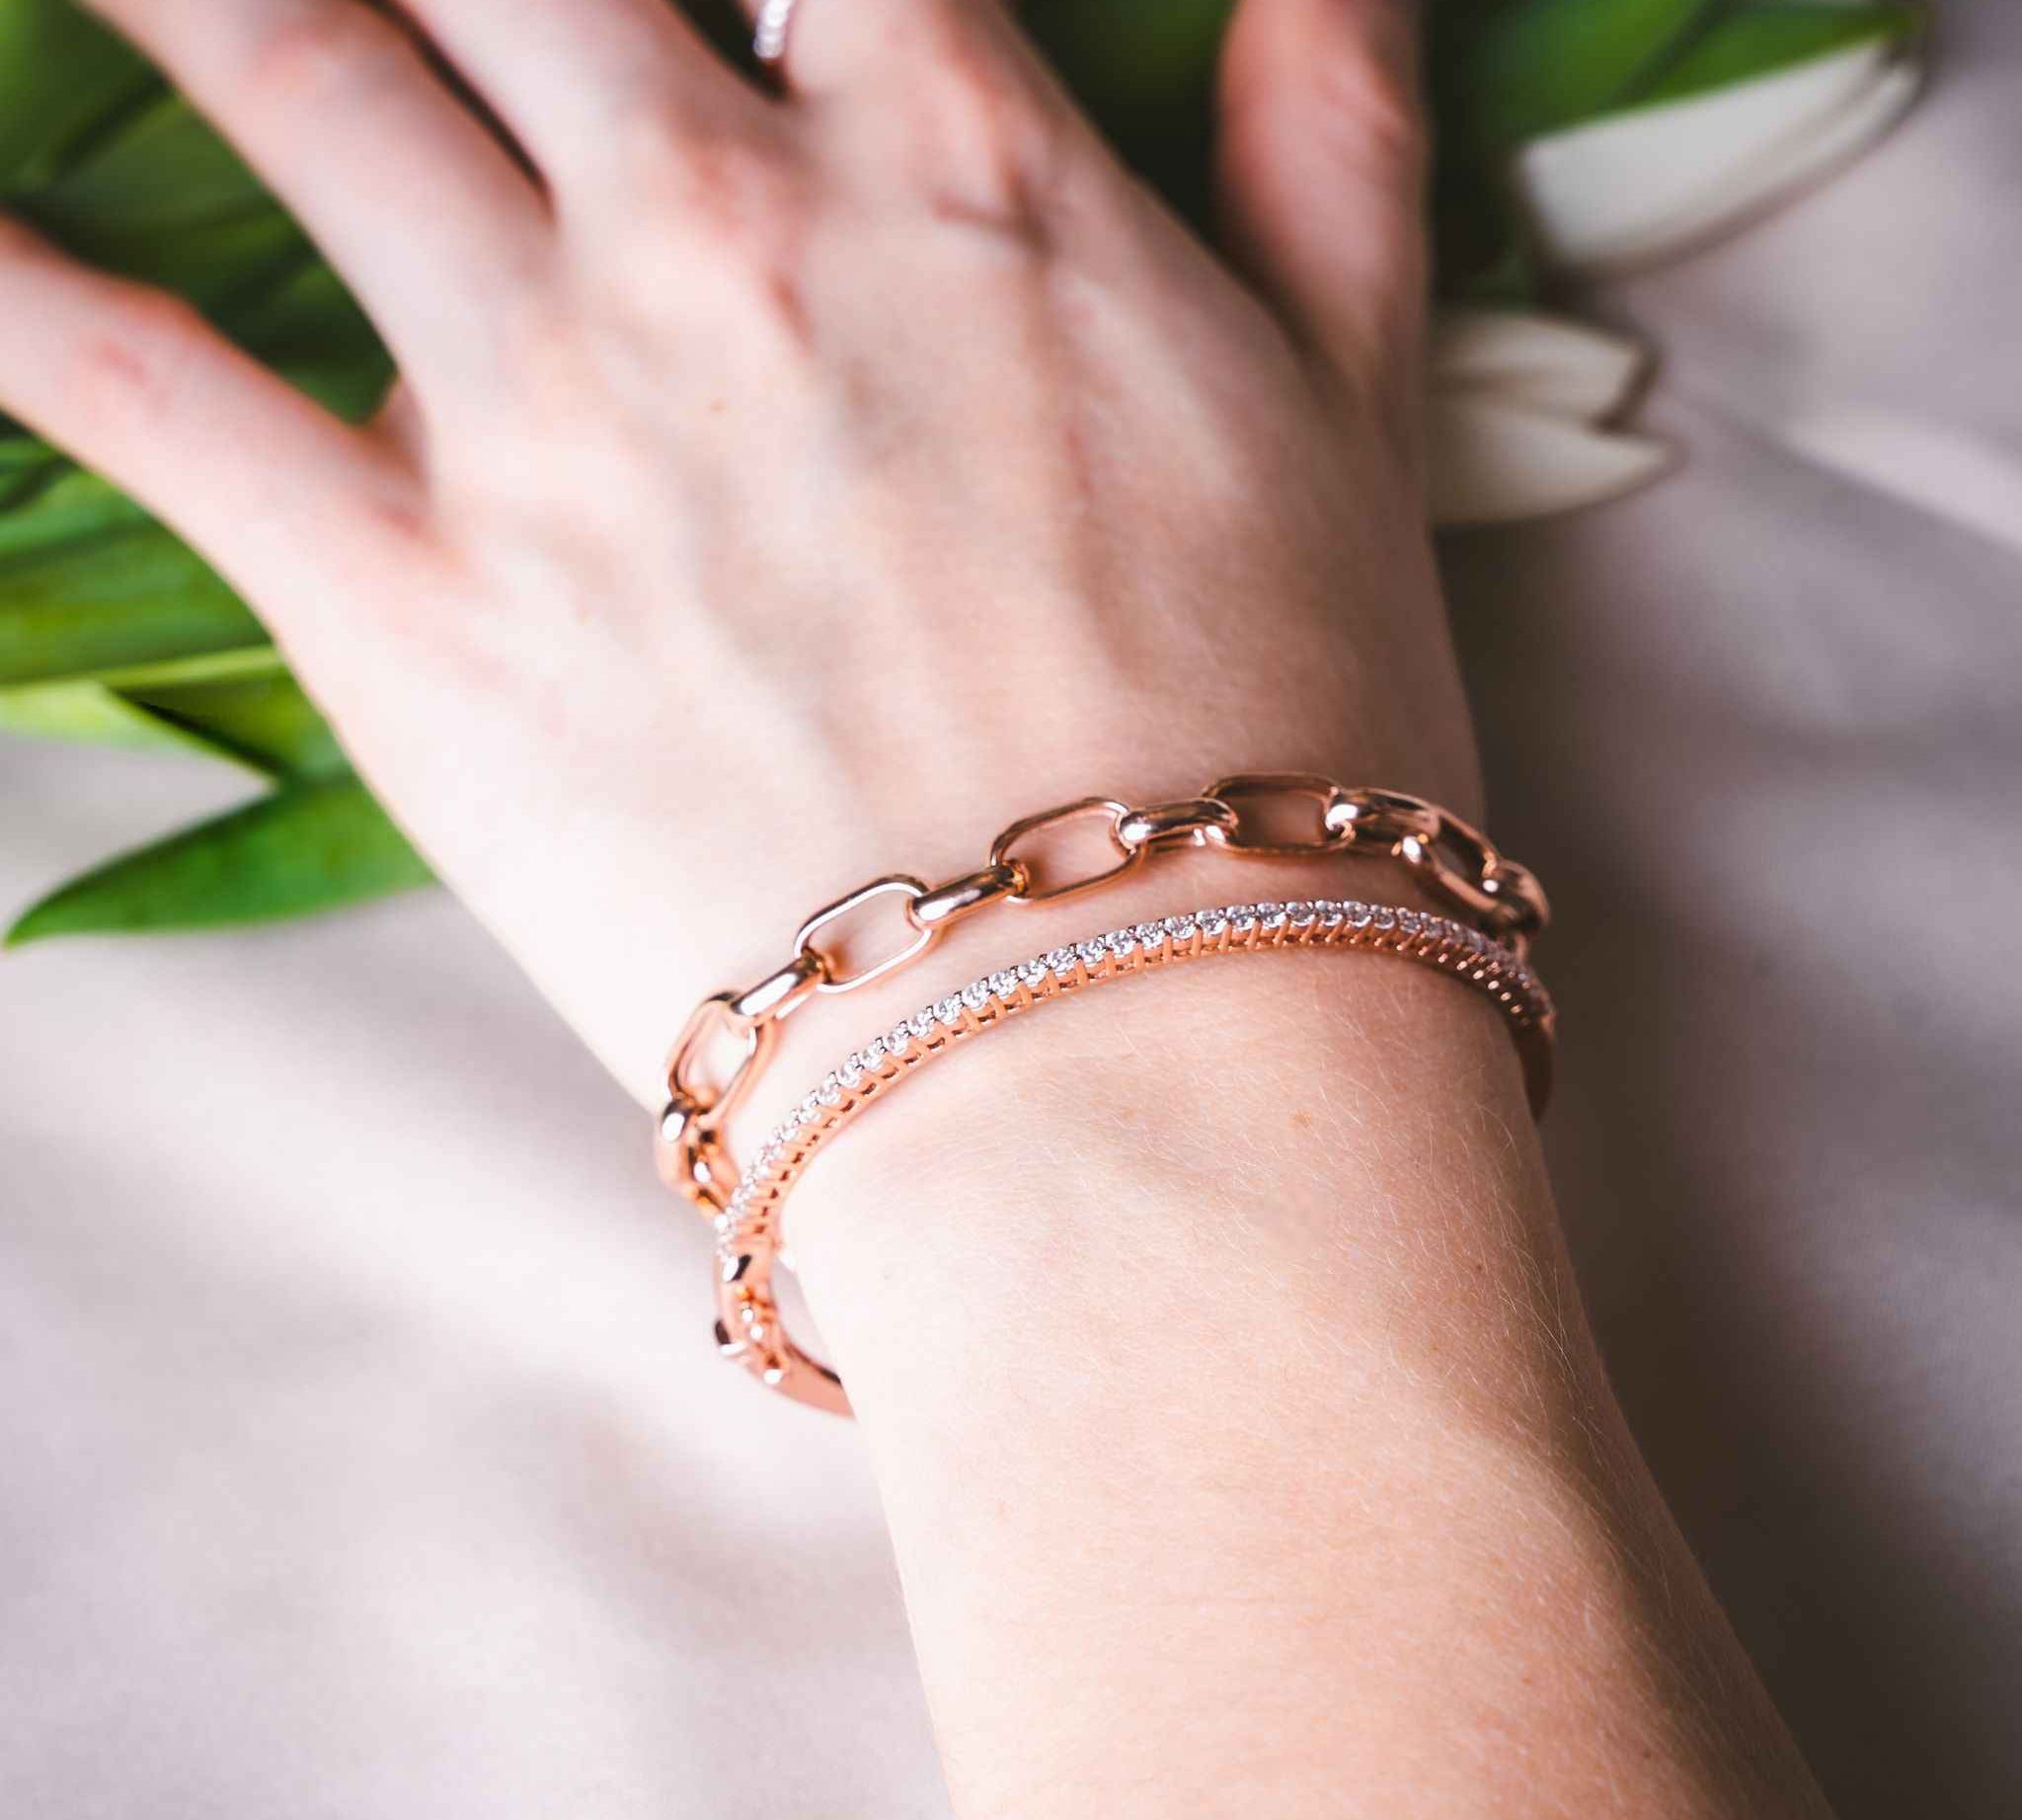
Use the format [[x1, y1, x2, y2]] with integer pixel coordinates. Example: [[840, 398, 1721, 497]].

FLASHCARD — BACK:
[[754, 0, 798, 64]]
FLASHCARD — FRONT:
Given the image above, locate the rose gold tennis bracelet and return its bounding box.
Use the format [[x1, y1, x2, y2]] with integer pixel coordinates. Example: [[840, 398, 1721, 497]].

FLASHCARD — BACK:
[[655, 772, 1555, 1415]]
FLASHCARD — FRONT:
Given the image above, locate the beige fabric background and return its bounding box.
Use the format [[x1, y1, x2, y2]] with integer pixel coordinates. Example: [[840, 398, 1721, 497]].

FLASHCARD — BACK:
[[4, 9, 2017, 1815]]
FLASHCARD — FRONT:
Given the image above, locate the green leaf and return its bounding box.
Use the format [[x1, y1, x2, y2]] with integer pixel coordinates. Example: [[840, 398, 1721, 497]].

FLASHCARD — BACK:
[[24, 89, 264, 216], [0, 673, 240, 758], [0, 504, 265, 684], [0, 0, 159, 190], [1448, 0, 1721, 149], [0, 463, 148, 556], [14, 94, 311, 309], [120, 668, 344, 777], [0, 646, 322, 773], [89, 645, 285, 690], [6, 773, 432, 944], [0, 436, 51, 475], [0, 470, 267, 683], [223, 257, 394, 422], [0, 435, 61, 508], [1632, 3, 1920, 110], [1025, 0, 1234, 112]]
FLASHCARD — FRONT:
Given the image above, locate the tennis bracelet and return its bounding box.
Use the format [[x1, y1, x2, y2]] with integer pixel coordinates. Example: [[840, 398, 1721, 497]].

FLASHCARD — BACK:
[[656, 772, 1555, 1415]]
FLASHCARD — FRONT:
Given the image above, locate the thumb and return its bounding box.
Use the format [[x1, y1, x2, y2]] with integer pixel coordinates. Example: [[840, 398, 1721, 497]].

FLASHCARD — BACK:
[[1216, 0, 1430, 396]]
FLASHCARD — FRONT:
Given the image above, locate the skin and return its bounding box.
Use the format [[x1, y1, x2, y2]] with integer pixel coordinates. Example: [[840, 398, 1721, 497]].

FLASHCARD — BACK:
[[0, 0, 1833, 1813]]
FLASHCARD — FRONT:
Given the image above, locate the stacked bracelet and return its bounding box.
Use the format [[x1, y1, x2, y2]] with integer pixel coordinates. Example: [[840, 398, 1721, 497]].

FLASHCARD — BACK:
[[656, 772, 1556, 1416]]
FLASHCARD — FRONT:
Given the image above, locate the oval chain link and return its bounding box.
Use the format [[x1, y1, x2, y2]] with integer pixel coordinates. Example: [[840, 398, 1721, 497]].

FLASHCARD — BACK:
[[660, 772, 1549, 1203], [1203, 771, 1357, 857], [988, 797, 1142, 904]]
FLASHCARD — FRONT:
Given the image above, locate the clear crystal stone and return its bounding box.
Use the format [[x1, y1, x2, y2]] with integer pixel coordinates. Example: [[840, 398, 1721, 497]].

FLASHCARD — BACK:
[[1199, 909, 1229, 933], [1395, 909, 1420, 932], [862, 1035, 889, 1063], [1347, 905, 1373, 928], [1230, 905, 1258, 930], [1258, 902, 1286, 927], [989, 970, 1021, 999], [1286, 902, 1316, 924], [1163, 913, 1197, 940], [1018, 957, 1050, 985], [936, 995, 966, 1026], [1048, 947, 1079, 978], [817, 1072, 843, 1105], [1372, 907, 1396, 929], [887, 1021, 913, 1053], [798, 1093, 820, 1123], [1133, 920, 1163, 949], [1075, 939, 1107, 967], [1316, 900, 1344, 925], [1104, 928, 1137, 955], [962, 979, 992, 1009]]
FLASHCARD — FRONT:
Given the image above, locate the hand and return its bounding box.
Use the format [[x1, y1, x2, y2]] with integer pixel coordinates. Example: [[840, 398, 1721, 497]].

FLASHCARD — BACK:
[[0, 0, 1468, 1106], [4, 11, 1844, 1814]]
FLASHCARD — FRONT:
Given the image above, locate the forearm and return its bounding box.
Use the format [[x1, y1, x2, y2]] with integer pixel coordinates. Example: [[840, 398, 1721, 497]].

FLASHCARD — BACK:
[[789, 937, 1829, 1817]]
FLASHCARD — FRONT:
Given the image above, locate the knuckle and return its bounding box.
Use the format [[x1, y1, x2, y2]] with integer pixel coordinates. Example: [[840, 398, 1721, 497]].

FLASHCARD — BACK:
[[242, 1, 401, 105], [877, 19, 1101, 255], [915, 79, 1080, 252], [69, 288, 207, 435], [614, 106, 801, 246], [605, 125, 817, 344], [1312, 54, 1428, 187], [1220, 46, 1427, 197]]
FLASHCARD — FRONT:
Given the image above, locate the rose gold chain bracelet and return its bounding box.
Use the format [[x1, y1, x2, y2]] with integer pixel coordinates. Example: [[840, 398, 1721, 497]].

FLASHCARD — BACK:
[[713, 898, 1555, 1414], [654, 771, 1555, 1414]]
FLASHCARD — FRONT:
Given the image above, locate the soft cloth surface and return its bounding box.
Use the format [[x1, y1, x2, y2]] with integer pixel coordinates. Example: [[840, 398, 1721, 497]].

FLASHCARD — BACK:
[[3, 8, 2017, 1813]]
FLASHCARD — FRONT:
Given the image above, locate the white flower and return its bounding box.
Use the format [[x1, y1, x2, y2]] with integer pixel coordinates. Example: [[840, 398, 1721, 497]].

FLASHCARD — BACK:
[[1516, 32, 1922, 275], [1428, 308, 1672, 528]]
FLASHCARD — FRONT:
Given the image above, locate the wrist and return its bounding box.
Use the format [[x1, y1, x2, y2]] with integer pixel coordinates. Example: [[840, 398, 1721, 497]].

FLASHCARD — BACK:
[[739, 843, 1473, 1159], [661, 767, 1549, 1419], [777, 896, 1540, 1379]]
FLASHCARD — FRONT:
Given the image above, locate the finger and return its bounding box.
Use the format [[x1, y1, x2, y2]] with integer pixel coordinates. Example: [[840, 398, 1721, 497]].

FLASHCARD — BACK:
[[746, 0, 1122, 245], [1217, 0, 1430, 393], [84, 0, 546, 377], [401, 0, 773, 197], [740, 0, 1033, 103], [0, 216, 406, 612]]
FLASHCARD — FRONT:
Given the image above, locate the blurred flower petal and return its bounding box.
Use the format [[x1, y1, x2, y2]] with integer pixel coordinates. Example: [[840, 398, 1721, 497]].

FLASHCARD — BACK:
[[1517, 39, 1920, 273], [1719, 60, 1921, 236], [1433, 308, 1652, 422], [1429, 394, 1675, 528]]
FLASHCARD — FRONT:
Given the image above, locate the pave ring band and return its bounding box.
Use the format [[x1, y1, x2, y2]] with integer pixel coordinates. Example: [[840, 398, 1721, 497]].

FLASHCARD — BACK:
[[754, 0, 799, 65]]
